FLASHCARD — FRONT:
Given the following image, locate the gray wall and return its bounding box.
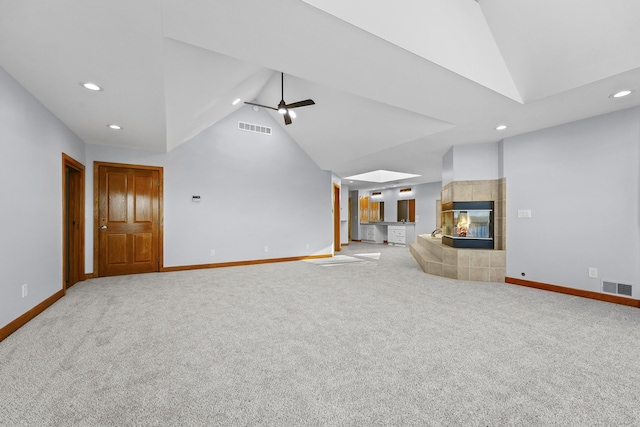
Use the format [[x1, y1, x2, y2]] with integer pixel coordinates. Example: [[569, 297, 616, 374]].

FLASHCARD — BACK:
[[452, 142, 499, 181], [442, 142, 499, 184], [0, 67, 86, 328], [413, 182, 443, 236], [86, 105, 333, 269], [340, 184, 349, 246], [442, 147, 454, 186], [1, 68, 333, 330], [357, 182, 442, 241], [503, 107, 640, 297]]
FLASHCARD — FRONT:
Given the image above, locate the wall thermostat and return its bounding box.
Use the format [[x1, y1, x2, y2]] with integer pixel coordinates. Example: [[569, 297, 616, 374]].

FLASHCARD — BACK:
[[192, 195, 201, 202]]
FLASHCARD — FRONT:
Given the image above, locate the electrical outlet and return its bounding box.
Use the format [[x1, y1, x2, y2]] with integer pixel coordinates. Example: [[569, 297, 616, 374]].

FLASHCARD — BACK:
[[588, 267, 598, 278], [306, 243, 310, 250], [264, 246, 269, 253], [21, 283, 28, 298], [210, 249, 215, 256]]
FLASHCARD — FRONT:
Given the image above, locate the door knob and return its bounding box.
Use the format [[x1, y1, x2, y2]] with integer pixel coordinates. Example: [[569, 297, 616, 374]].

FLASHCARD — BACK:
[[100, 225, 107, 230]]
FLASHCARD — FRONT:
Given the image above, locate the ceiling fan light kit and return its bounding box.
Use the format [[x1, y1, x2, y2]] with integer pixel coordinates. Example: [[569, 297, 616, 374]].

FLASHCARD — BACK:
[[245, 72, 315, 125]]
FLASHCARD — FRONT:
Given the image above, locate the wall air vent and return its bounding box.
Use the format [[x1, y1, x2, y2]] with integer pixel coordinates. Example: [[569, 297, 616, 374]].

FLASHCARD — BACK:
[[238, 121, 272, 135], [602, 281, 633, 297], [618, 283, 633, 297], [603, 281, 617, 294]]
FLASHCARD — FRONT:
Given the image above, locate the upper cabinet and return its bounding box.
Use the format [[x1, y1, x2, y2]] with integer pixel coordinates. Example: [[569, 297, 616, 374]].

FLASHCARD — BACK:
[[359, 196, 369, 223]]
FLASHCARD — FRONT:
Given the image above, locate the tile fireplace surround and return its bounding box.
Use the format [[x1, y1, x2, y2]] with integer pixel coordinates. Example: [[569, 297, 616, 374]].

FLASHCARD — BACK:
[[410, 179, 506, 282]]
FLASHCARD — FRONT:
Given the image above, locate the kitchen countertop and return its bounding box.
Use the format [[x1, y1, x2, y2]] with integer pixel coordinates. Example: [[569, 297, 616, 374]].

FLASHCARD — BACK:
[[361, 222, 415, 226]]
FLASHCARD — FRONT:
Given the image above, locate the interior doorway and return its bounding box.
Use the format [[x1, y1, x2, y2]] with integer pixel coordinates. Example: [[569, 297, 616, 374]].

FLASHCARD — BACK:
[[62, 153, 85, 289], [348, 196, 352, 242], [94, 162, 163, 277]]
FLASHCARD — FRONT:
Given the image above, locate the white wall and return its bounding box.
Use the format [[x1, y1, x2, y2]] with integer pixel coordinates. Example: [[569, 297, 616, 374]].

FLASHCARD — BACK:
[[0, 67, 86, 329], [503, 107, 640, 297], [87, 105, 333, 269]]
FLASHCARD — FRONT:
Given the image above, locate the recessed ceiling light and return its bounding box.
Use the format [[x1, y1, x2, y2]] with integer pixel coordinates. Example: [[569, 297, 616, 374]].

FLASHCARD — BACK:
[[610, 90, 633, 98], [232, 98, 241, 105], [81, 82, 102, 91], [107, 124, 122, 130], [496, 124, 507, 131]]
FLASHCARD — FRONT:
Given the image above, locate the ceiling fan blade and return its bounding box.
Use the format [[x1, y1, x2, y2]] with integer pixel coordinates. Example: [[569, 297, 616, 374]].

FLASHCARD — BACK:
[[284, 99, 315, 109], [247, 73, 314, 125], [244, 101, 277, 111]]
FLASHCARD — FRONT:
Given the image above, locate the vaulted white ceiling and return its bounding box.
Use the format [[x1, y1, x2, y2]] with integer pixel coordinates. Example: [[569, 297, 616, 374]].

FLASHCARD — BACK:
[[1, 0, 639, 189]]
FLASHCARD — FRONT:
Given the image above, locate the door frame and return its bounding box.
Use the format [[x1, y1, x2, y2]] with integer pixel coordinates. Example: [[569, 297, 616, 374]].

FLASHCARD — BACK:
[[62, 153, 85, 290], [93, 161, 164, 277], [333, 183, 341, 252]]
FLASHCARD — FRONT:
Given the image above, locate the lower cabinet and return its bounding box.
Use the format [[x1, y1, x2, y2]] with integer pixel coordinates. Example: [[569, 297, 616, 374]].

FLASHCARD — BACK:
[[387, 226, 404, 245], [361, 224, 414, 245], [388, 225, 415, 245], [361, 224, 384, 243]]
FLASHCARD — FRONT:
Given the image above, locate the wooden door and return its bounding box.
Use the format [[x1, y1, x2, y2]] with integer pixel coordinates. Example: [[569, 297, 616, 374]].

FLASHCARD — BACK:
[[409, 199, 416, 222], [96, 163, 161, 276], [63, 154, 85, 289]]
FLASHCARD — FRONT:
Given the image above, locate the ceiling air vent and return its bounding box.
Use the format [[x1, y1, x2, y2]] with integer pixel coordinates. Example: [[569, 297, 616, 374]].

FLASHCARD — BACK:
[[238, 121, 272, 135], [602, 281, 633, 297]]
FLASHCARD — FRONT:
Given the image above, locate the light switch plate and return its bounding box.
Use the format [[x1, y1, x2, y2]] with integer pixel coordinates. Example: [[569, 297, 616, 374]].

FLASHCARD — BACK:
[[517, 209, 532, 218]]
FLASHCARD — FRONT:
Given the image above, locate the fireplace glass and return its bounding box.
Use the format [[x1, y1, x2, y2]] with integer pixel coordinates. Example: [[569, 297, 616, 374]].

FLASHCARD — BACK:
[[442, 201, 494, 249]]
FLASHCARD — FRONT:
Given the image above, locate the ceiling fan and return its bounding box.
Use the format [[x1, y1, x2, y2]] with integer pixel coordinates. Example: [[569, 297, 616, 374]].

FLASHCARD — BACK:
[[245, 72, 315, 125]]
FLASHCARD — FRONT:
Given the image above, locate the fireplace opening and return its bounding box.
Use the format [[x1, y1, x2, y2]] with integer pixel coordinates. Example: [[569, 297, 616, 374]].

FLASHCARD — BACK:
[[442, 201, 494, 249]]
